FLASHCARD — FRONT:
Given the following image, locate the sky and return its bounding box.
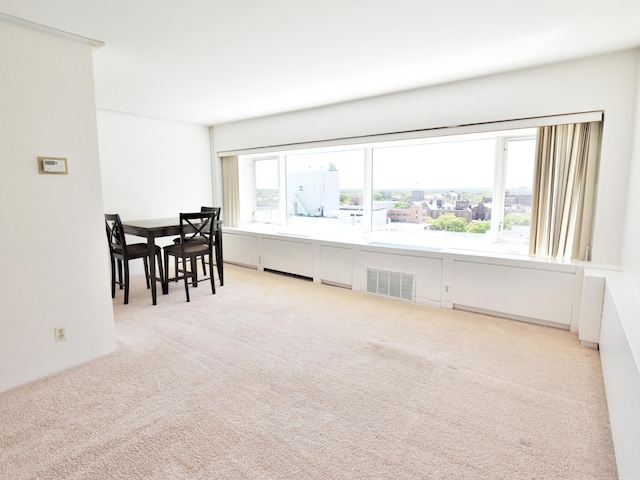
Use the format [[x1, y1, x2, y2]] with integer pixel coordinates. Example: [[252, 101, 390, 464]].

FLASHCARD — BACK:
[[372, 139, 496, 190], [254, 129, 536, 192]]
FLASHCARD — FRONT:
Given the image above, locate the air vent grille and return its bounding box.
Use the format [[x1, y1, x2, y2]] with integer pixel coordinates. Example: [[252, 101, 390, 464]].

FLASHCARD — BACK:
[[366, 268, 414, 301]]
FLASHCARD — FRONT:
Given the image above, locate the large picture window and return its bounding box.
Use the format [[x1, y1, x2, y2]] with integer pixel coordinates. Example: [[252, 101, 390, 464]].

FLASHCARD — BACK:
[[234, 114, 601, 259]]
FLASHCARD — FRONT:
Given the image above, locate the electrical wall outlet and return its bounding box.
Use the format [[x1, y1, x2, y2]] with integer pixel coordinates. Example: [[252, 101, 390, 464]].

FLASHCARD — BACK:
[[443, 283, 451, 301], [54, 326, 67, 342]]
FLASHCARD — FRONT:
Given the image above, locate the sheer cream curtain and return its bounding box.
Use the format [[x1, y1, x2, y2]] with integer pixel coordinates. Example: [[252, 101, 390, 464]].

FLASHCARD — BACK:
[[221, 155, 240, 227], [529, 121, 601, 260]]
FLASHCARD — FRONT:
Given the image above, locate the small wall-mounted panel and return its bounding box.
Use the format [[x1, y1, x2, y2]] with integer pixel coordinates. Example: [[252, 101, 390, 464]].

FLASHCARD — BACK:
[[223, 232, 258, 267], [37, 157, 68, 175], [319, 245, 353, 286], [262, 237, 314, 278], [453, 260, 574, 325]]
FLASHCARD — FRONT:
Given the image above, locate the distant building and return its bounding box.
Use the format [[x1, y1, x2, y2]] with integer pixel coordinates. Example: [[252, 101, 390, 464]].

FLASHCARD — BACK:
[[455, 200, 471, 210], [388, 204, 426, 223], [287, 169, 339, 217], [423, 202, 472, 223], [411, 190, 425, 201], [472, 202, 492, 221], [377, 190, 530, 226], [510, 194, 532, 206]]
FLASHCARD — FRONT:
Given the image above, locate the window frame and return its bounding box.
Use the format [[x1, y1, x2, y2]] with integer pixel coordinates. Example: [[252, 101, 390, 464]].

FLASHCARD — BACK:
[[252, 156, 282, 224], [492, 134, 537, 244], [249, 130, 535, 250], [236, 111, 602, 256]]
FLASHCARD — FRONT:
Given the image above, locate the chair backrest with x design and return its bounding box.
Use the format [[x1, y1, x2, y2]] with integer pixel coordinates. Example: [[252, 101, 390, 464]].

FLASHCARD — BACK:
[[201, 206, 221, 221], [164, 211, 217, 302], [179, 211, 214, 248], [200, 206, 221, 237], [105, 213, 128, 258]]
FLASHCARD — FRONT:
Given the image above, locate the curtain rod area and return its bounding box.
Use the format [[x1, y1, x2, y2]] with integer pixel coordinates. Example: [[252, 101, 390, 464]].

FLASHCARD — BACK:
[[217, 110, 603, 158]]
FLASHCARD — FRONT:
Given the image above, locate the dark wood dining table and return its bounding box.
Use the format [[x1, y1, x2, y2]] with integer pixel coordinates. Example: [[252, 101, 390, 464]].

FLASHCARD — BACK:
[[121, 217, 223, 305]]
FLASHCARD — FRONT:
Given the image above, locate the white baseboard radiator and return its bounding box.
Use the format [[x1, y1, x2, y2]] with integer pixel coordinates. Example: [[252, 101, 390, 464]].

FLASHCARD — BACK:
[[366, 268, 414, 301]]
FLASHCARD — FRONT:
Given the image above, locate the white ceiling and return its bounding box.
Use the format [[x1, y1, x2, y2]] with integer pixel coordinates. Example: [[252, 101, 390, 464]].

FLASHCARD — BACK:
[[1, 0, 640, 126]]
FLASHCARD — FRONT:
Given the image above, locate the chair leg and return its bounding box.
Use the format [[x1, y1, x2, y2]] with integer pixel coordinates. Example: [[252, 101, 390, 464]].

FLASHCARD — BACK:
[[193, 257, 199, 287], [156, 251, 164, 293], [143, 257, 150, 289], [109, 257, 116, 298], [117, 260, 124, 290], [163, 250, 170, 293], [183, 257, 191, 302], [209, 254, 216, 295], [123, 261, 130, 305], [215, 239, 223, 287]]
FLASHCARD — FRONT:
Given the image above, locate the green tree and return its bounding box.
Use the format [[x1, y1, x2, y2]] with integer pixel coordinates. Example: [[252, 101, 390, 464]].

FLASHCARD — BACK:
[[394, 202, 409, 209], [466, 220, 490, 234], [503, 213, 530, 230], [339, 193, 352, 205], [432, 213, 467, 232], [373, 192, 384, 201]]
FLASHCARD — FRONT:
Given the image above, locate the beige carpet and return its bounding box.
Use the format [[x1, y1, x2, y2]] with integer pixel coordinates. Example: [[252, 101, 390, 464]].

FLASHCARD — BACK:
[[1, 264, 617, 479]]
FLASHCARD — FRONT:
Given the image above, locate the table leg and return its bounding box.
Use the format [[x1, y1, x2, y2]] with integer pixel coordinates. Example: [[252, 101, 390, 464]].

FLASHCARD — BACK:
[[147, 232, 158, 305]]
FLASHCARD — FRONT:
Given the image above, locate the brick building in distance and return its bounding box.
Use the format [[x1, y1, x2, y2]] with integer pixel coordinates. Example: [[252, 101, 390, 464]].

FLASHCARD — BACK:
[[384, 191, 532, 225]]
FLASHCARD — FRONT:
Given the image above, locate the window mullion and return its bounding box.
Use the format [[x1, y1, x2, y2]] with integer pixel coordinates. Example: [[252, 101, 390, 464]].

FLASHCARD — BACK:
[[491, 137, 507, 242], [364, 147, 372, 232], [278, 154, 287, 225]]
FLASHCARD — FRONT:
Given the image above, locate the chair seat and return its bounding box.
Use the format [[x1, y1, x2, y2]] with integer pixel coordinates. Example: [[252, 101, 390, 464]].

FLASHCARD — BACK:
[[164, 242, 210, 256], [172, 236, 211, 245], [113, 243, 162, 258]]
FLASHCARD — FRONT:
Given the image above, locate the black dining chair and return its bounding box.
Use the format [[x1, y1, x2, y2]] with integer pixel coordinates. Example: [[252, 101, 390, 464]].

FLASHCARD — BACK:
[[172, 206, 220, 280], [163, 211, 216, 302], [105, 213, 165, 304]]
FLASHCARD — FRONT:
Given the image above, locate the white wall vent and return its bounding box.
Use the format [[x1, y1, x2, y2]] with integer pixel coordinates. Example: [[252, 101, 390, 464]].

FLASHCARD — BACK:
[[366, 268, 414, 301]]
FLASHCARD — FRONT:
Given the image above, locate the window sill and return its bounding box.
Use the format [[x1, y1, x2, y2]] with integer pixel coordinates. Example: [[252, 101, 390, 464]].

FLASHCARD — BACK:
[[232, 222, 577, 267]]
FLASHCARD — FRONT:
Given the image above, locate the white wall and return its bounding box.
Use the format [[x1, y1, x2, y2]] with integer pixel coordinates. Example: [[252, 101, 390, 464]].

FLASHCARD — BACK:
[[599, 275, 640, 479], [97, 111, 213, 276], [98, 111, 213, 221], [0, 21, 117, 392], [213, 49, 639, 267], [621, 52, 640, 296], [598, 50, 640, 480]]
